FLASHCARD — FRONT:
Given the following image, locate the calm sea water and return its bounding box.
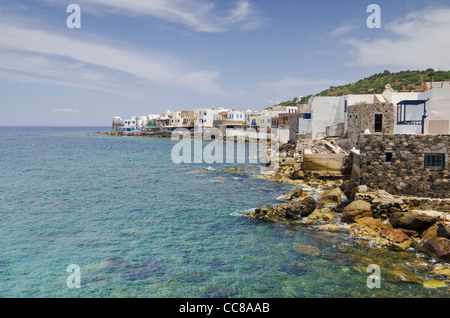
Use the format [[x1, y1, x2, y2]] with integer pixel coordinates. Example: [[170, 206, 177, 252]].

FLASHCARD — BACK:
[[0, 127, 448, 298]]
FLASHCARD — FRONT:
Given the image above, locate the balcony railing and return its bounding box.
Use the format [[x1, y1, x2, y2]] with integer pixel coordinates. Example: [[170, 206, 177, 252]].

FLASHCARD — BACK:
[[397, 120, 423, 125]]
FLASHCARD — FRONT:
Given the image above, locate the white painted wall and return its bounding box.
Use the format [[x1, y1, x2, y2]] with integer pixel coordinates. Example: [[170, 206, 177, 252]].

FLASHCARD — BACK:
[[310, 96, 344, 139], [299, 118, 311, 135]]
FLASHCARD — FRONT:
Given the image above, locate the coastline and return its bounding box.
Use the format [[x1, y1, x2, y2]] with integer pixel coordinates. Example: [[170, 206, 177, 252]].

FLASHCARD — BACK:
[[96, 129, 450, 288], [248, 162, 450, 289]]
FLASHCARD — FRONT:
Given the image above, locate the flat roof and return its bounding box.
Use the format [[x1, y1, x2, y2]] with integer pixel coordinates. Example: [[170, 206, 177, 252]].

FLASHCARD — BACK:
[[396, 100, 428, 105]]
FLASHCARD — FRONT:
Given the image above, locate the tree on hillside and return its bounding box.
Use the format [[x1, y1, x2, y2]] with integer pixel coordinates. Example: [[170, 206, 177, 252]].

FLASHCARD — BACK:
[[427, 68, 435, 88]]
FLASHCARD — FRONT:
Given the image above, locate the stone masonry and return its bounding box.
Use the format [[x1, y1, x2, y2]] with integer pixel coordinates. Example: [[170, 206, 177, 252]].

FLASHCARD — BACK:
[[347, 102, 395, 148], [357, 134, 450, 199]]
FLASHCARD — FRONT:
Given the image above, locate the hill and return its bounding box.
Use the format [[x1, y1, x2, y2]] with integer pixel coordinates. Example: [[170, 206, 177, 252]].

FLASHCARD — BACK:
[[273, 69, 450, 107]]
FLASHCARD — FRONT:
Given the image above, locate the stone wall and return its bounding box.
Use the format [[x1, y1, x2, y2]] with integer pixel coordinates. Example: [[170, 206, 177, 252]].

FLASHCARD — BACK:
[[357, 134, 450, 198], [347, 102, 395, 147]]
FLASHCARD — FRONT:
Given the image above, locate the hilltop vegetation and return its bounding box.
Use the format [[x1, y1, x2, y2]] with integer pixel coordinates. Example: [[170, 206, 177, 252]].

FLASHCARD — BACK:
[[274, 69, 450, 107]]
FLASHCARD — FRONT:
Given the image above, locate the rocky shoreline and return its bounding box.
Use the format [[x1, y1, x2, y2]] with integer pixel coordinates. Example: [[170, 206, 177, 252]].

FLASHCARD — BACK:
[[244, 182, 450, 288]]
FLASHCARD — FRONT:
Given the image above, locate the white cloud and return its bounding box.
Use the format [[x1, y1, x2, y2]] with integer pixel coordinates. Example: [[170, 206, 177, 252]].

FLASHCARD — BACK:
[[47, 0, 263, 33], [51, 108, 80, 113], [0, 21, 225, 95], [329, 23, 354, 37], [345, 7, 450, 69]]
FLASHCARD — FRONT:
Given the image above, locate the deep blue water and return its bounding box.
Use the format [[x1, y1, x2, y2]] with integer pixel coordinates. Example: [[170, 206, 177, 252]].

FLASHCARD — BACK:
[[0, 127, 448, 298]]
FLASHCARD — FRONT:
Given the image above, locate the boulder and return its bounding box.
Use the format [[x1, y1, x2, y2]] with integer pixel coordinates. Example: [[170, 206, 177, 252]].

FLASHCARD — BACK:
[[341, 200, 372, 223], [438, 223, 450, 239], [375, 228, 412, 250], [389, 212, 437, 231], [318, 187, 343, 206], [419, 237, 450, 262], [285, 196, 317, 219]]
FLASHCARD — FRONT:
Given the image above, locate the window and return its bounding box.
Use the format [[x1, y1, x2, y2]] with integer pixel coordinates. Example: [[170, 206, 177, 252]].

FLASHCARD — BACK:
[[374, 114, 383, 132], [385, 152, 393, 162], [425, 154, 445, 169]]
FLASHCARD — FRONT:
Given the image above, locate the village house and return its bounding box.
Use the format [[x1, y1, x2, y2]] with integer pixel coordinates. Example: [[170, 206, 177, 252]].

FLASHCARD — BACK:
[[350, 84, 450, 198]]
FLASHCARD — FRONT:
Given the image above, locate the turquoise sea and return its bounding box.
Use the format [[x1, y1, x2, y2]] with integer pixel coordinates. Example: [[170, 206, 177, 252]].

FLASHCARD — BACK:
[[0, 127, 448, 298]]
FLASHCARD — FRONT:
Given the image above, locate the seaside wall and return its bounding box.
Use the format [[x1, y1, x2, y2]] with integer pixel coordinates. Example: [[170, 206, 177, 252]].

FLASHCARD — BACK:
[[303, 153, 347, 172], [356, 134, 450, 199]]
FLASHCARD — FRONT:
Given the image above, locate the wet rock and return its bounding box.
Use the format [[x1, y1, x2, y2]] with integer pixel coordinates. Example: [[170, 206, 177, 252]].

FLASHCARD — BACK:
[[409, 258, 432, 272], [285, 197, 317, 219], [310, 212, 334, 223], [421, 225, 439, 242], [283, 187, 305, 201], [315, 224, 340, 232], [293, 244, 321, 257], [348, 216, 382, 239], [318, 187, 343, 206], [247, 204, 287, 222], [341, 200, 372, 223], [438, 223, 450, 239], [389, 212, 437, 231], [430, 266, 450, 280], [419, 237, 450, 262], [375, 228, 412, 250]]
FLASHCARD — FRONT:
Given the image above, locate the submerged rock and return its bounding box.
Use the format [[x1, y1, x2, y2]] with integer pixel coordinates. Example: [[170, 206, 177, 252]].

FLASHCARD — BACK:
[[423, 280, 446, 289], [385, 268, 421, 284], [293, 244, 322, 257]]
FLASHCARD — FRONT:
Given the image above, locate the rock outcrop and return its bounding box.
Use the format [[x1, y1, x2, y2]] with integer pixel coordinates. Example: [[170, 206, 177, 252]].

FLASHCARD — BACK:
[[285, 196, 317, 219]]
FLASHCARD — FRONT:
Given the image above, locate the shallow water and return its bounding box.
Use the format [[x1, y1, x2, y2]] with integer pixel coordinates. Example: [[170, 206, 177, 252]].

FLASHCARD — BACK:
[[0, 127, 448, 298]]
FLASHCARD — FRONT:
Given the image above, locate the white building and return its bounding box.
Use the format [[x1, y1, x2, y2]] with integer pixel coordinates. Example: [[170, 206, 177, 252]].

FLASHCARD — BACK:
[[396, 87, 450, 135], [308, 86, 423, 139]]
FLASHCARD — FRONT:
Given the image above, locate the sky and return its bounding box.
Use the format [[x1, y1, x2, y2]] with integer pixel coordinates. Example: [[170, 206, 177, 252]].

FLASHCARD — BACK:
[[1, 0, 450, 126]]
